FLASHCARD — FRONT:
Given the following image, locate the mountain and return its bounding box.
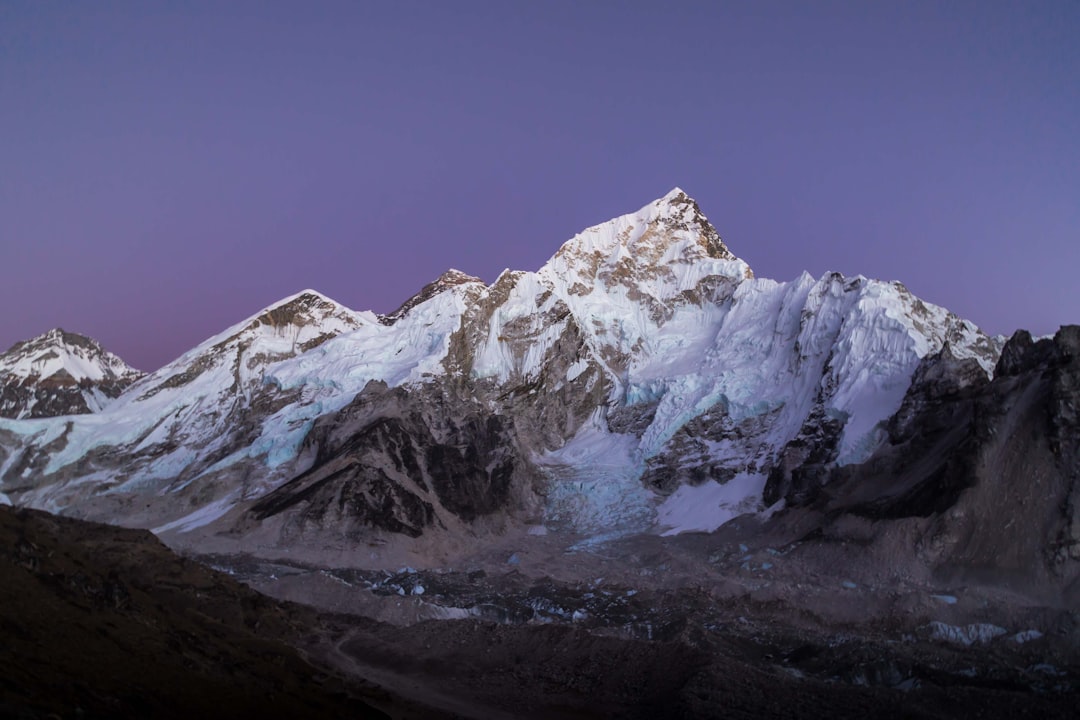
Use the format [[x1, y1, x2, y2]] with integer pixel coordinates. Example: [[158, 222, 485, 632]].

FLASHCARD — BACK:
[[3, 189, 1079, 715], [0, 329, 143, 419], [0, 289, 375, 512], [0, 189, 1023, 561]]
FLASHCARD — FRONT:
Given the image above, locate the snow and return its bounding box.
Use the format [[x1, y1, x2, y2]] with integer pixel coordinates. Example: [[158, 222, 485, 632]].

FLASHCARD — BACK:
[[0, 329, 142, 418], [565, 358, 590, 382], [1030, 663, 1066, 677], [656, 473, 768, 536], [538, 410, 653, 534], [1012, 630, 1042, 644], [269, 282, 471, 394]]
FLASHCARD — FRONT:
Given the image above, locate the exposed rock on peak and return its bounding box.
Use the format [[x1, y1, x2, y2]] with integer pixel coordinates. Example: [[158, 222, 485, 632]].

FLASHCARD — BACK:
[[252, 289, 345, 327], [132, 289, 368, 400], [214, 290, 371, 362], [655, 187, 737, 261], [2, 328, 139, 380], [439, 268, 484, 285], [0, 328, 142, 418]]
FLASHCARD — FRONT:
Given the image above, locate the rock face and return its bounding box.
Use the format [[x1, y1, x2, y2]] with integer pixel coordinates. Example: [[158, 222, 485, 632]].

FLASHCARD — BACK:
[[0, 189, 1025, 561], [0, 329, 143, 419], [247, 380, 531, 541], [779, 326, 1080, 595]]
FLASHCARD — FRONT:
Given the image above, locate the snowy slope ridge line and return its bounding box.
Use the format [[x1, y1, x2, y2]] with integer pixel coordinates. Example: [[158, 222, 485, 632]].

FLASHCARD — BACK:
[[0, 189, 1003, 544]]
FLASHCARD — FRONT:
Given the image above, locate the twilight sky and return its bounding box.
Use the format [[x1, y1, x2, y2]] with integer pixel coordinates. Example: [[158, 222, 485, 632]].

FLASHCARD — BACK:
[[2, 1, 1078, 371]]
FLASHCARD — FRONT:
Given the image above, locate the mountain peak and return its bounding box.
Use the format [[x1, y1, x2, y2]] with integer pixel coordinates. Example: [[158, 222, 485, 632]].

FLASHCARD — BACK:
[[0, 328, 142, 418], [539, 190, 749, 295], [438, 268, 483, 285], [1, 328, 139, 382], [6, 328, 95, 356], [650, 188, 734, 261], [128, 290, 369, 404], [261, 288, 340, 311], [252, 289, 353, 330], [381, 269, 484, 325]]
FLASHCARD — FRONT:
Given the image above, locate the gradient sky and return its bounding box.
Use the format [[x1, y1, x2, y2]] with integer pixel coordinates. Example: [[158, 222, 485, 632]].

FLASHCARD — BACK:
[[2, 1, 1078, 371]]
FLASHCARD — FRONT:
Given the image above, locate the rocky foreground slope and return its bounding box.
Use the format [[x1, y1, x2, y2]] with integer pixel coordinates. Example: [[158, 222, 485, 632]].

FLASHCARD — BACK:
[[3, 504, 1079, 720], [0, 505, 393, 719]]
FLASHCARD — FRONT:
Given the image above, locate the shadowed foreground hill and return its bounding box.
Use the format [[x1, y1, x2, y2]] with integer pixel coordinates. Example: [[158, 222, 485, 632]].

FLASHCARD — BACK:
[[2, 505, 1079, 720], [0, 506, 392, 720]]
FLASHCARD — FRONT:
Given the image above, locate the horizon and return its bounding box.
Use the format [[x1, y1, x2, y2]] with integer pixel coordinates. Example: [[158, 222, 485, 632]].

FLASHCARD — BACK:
[[3, 2, 1078, 371], [3, 184, 1069, 374]]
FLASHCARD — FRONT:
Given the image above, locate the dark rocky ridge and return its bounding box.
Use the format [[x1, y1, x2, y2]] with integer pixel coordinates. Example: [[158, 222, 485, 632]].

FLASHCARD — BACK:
[[762, 325, 1080, 600]]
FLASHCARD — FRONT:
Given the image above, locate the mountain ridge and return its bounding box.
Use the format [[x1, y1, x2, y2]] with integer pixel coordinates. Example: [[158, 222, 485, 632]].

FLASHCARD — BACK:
[[0, 189, 1025, 565]]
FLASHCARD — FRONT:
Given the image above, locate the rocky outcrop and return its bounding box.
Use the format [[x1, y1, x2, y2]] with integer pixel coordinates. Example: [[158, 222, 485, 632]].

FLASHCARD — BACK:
[[799, 326, 1080, 590], [247, 380, 538, 543], [380, 269, 484, 326]]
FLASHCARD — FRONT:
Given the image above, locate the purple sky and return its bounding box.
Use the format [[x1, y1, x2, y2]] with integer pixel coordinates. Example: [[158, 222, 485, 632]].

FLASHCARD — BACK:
[[2, 1, 1078, 372]]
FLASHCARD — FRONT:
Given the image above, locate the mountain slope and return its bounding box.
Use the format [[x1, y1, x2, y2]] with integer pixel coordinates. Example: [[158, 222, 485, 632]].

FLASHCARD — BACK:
[[0, 505, 394, 719], [0, 290, 376, 513]]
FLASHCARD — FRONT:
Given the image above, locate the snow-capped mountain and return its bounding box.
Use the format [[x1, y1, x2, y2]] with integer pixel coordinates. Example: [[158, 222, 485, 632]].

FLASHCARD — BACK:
[[0, 189, 1006, 557], [0, 329, 143, 419], [5, 189, 1078, 718], [0, 290, 375, 510]]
